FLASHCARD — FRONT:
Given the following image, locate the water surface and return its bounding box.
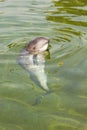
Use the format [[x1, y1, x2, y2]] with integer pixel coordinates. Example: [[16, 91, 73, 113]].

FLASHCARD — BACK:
[[0, 0, 87, 130]]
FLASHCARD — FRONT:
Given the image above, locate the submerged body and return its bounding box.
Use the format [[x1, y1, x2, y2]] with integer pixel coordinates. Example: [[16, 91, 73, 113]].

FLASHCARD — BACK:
[[18, 37, 50, 92]]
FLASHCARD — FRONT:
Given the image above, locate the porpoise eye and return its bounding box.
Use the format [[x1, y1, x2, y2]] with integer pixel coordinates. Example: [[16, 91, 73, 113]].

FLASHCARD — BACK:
[[33, 47, 36, 50]]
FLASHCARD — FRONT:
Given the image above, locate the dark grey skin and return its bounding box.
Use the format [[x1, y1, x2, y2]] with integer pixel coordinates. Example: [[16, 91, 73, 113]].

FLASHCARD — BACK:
[[18, 37, 50, 92]]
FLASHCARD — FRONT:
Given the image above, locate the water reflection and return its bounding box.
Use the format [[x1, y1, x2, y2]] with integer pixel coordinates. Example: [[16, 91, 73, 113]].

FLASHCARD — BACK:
[[46, 0, 87, 26], [53, 0, 87, 7]]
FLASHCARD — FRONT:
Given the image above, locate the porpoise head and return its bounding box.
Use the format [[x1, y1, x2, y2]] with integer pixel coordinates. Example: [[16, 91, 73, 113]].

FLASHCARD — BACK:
[[26, 37, 49, 54]]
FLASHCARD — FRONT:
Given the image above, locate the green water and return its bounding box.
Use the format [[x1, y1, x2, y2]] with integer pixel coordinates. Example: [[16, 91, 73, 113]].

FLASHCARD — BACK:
[[0, 0, 87, 129]]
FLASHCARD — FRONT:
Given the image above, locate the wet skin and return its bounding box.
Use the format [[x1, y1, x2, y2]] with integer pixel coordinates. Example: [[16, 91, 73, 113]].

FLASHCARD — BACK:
[[26, 37, 49, 54]]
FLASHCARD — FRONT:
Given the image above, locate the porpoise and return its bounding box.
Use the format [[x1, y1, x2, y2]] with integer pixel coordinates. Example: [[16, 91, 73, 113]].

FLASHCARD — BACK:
[[18, 37, 50, 92]]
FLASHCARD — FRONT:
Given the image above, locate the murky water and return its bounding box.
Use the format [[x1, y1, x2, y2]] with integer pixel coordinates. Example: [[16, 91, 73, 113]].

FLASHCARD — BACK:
[[0, 0, 87, 130]]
